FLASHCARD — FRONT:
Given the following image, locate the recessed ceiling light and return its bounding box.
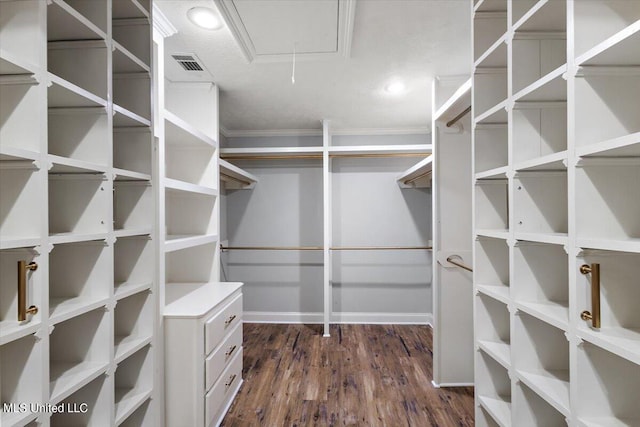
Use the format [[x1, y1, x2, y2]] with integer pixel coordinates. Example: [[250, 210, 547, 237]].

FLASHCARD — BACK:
[[187, 7, 223, 30], [385, 81, 406, 95]]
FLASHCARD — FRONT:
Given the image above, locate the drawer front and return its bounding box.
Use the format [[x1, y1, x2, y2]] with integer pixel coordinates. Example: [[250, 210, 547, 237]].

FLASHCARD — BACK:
[[205, 322, 243, 391], [205, 294, 242, 355], [205, 347, 243, 426]]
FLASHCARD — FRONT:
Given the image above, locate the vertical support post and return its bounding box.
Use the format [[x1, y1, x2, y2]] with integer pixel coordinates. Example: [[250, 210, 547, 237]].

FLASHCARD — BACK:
[[322, 120, 332, 337]]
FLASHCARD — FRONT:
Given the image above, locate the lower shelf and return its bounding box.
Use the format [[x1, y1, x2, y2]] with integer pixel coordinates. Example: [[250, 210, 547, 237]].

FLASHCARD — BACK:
[[49, 296, 109, 325], [477, 284, 510, 304], [516, 300, 568, 331], [115, 389, 153, 426], [579, 417, 640, 427], [516, 369, 570, 417], [579, 326, 640, 365], [114, 335, 152, 364], [49, 361, 109, 404], [477, 340, 511, 369], [478, 395, 511, 427]]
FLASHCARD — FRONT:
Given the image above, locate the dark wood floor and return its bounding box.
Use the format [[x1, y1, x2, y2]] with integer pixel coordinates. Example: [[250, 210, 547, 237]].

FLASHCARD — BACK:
[[222, 323, 474, 426]]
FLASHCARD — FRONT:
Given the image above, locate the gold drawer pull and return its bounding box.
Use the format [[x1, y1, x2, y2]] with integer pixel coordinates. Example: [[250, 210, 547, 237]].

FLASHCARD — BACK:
[[225, 374, 237, 388], [18, 261, 38, 321], [224, 314, 236, 325], [580, 263, 601, 329], [225, 345, 237, 357]]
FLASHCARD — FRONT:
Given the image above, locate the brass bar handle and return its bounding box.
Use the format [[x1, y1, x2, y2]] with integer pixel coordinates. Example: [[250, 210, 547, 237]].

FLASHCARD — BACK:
[[17, 261, 38, 321], [225, 345, 237, 357], [225, 374, 237, 388], [580, 263, 600, 329], [224, 314, 236, 326]]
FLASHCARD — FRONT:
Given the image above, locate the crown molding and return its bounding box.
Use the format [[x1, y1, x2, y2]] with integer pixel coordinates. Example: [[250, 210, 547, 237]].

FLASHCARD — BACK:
[[152, 4, 178, 39]]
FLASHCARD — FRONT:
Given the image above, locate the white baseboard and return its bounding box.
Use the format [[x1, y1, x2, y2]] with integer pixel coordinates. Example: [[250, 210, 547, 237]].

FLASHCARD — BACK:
[[432, 380, 475, 388], [243, 311, 433, 326]]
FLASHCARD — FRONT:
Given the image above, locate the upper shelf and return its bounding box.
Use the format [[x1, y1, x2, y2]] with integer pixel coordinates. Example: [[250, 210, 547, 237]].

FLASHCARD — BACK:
[[397, 155, 433, 189], [434, 79, 472, 127], [164, 110, 217, 149], [219, 159, 258, 190], [327, 144, 431, 156], [219, 146, 323, 159]]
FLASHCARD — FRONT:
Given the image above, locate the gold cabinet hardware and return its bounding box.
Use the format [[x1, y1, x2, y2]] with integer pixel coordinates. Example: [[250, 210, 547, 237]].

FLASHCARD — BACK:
[[580, 263, 600, 329], [17, 261, 38, 321], [225, 314, 236, 326], [225, 374, 237, 388], [225, 345, 237, 357]]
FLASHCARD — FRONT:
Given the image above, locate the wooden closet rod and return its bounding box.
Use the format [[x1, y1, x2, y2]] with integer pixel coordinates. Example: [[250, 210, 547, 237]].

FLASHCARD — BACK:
[[220, 172, 251, 186], [221, 245, 323, 251], [330, 246, 432, 251], [329, 153, 430, 159], [446, 255, 473, 272], [446, 106, 472, 128]]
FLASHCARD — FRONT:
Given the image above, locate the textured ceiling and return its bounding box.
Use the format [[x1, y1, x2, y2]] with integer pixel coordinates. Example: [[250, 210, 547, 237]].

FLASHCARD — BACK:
[[156, 0, 471, 135]]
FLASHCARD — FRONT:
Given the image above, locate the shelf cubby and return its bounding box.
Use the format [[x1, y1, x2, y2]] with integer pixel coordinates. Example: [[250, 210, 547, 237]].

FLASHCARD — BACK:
[[513, 311, 570, 416], [514, 381, 566, 427], [0, 163, 42, 247], [114, 73, 151, 122], [512, 0, 566, 33], [48, 41, 108, 101], [50, 374, 110, 427], [476, 293, 511, 368], [577, 250, 640, 363], [475, 237, 510, 302], [577, 343, 640, 426], [477, 407, 502, 427], [475, 124, 508, 173], [166, 191, 217, 238], [0, 1, 43, 71], [474, 68, 508, 118], [512, 102, 566, 166], [47, 0, 106, 42], [0, 78, 42, 154], [49, 307, 110, 404], [114, 291, 153, 364], [166, 144, 217, 188], [113, 128, 152, 177], [476, 350, 512, 427], [114, 0, 150, 20], [49, 241, 110, 325], [166, 242, 218, 285], [475, 179, 509, 232], [112, 18, 151, 68], [114, 181, 153, 235], [575, 159, 640, 251], [577, 22, 640, 67], [0, 249, 42, 344], [114, 236, 153, 300], [513, 171, 567, 239], [512, 31, 566, 97], [49, 174, 110, 240], [119, 398, 154, 427], [573, 0, 640, 60], [513, 242, 568, 330], [474, 11, 507, 62], [48, 107, 109, 167], [574, 68, 640, 150], [115, 344, 153, 426], [0, 334, 43, 427]]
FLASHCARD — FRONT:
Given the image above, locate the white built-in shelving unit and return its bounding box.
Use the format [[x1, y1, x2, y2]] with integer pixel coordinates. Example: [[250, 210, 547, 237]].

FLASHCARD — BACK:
[[0, 0, 156, 426], [472, 0, 640, 425]]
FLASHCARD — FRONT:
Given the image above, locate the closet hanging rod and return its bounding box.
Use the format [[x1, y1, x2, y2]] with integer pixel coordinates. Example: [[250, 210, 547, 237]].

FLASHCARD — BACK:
[[221, 245, 323, 251], [329, 153, 430, 159], [403, 170, 433, 185], [331, 246, 432, 251], [446, 106, 472, 128], [220, 172, 251, 186], [446, 255, 473, 272]]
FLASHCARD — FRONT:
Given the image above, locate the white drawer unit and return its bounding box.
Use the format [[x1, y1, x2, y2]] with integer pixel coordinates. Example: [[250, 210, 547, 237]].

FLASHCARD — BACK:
[[164, 282, 244, 427]]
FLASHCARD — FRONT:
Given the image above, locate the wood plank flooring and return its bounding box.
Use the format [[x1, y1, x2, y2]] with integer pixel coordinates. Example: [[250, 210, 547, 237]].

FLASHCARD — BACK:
[[222, 324, 474, 426]]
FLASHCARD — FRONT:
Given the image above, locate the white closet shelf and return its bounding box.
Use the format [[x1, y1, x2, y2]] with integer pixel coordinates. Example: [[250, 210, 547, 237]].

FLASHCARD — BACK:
[[47, 0, 107, 42], [164, 282, 243, 317], [115, 388, 153, 426], [0, 237, 41, 251], [477, 395, 511, 427], [164, 234, 218, 253], [49, 361, 109, 404], [577, 238, 640, 254], [219, 159, 258, 189], [475, 99, 508, 123], [0, 320, 40, 347], [114, 281, 152, 301], [328, 145, 432, 155], [513, 151, 567, 172], [434, 79, 472, 122], [475, 166, 508, 180], [49, 233, 108, 245], [578, 417, 640, 427], [114, 335, 152, 365], [473, 0, 506, 13], [576, 132, 640, 158], [477, 284, 510, 305], [2, 411, 38, 427], [396, 155, 433, 188], [515, 301, 568, 331], [578, 327, 640, 366], [114, 229, 152, 239], [478, 340, 511, 369], [475, 34, 508, 68], [113, 0, 150, 19], [48, 154, 108, 174], [113, 168, 151, 182], [220, 146, 322, 157], [513, 0, 566, 33], [577, 21, 640, 66], [515, 369, 570, 417], [513, 65, 567, 102], [514, 232, 568, 246], [165, 110, 217, 148], [0, 146, 40, 163], [113, 41, 150, 74], [164, 178, 218, 197], [48, 74, 107, 108], [0, 48, 39, 76], [476, 229, 509, 240], [114, 104, 151, 128], [49, 296, 110, 326]]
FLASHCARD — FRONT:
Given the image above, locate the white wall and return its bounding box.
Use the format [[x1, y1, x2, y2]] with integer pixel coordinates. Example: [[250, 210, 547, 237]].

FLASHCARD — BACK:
[[222, 134, 432, 321]]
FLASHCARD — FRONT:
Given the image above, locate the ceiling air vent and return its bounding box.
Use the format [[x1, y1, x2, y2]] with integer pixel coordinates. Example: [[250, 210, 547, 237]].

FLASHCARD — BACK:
[[172, 54, 205, 71]]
